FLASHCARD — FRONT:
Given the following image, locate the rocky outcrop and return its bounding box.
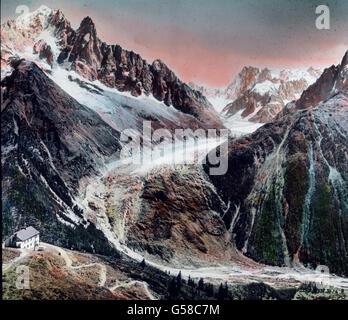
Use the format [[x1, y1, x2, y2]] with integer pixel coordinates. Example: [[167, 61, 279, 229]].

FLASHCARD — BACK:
[[225, 66, 261, 101], [204, 52, 348, 276], [33, 40, 53, 65], [190, 66, 321, 124], [84, 159, 240, 267], [296, 51, 348, 110], [249, 97, 284, 122], [126, 166, 234, 266], [64, 16, 221, 127]]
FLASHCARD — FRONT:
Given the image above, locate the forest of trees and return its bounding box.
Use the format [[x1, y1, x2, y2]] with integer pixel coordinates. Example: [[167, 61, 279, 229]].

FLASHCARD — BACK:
[[167, 271, 231, 300]]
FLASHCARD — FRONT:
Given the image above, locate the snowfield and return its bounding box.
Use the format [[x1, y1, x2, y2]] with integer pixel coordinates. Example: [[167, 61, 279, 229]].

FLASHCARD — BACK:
[[224, 108, 264, 136], [15, 5, 53, 29], [207, 95, 231, 113], [252, 80, 281, 96]]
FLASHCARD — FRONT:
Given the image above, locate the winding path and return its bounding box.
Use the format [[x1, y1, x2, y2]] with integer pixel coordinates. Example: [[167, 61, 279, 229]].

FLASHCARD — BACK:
[[42, 243, 107, 287], [109, 280, 156, 300], [2, 249, 28, 273], [41, 243, 155, 298]]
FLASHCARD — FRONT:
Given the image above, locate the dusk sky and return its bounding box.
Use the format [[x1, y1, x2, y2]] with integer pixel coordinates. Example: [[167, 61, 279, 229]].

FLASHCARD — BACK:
[[2, 0, 348, 87]]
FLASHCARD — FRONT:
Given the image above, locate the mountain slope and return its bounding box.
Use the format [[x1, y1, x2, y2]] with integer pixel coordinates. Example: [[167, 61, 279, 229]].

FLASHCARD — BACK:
[[1, 60, 122, 254], [204, 52, 348, 276], [2, 4, 347, 284]]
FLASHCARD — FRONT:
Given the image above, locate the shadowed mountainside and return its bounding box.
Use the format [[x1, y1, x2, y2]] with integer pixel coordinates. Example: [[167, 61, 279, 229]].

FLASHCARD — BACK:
[[205, 51, 348, 276]]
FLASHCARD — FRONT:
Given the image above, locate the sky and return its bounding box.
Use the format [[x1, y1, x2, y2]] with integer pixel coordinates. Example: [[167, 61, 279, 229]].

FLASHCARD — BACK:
[[1, 0, 348, 87]]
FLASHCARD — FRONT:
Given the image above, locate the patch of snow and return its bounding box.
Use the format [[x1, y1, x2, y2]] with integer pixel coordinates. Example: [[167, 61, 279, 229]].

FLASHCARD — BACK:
[[83, 33, 91, 42], [252, 80, 280, 96], [36, 29, 60, 61], [269, 68, 282, 79], [16, 5, 52, 29], [132, 137, 226, 174], [207, 95, 231, 114], [56, 214, 75, 228], [48, 67, 201, 133], [13, 117, 19, 135], [302, 143, 315, 246], [223, 108, 264, 136], [39, 174, 82, 226], [280, 68, 319, 85], [1, 65, 13, 79]]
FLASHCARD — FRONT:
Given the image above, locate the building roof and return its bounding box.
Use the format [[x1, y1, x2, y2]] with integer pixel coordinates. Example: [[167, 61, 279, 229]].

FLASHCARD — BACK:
[[16, 226, 40, 241]]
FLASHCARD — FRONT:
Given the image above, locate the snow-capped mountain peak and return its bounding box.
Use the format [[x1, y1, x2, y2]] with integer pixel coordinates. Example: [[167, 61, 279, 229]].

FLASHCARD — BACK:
[[201, 66, 323, 124], [189, 65, 322, 127], [15, 5, 53, 29], [1, 6, 223, 129]]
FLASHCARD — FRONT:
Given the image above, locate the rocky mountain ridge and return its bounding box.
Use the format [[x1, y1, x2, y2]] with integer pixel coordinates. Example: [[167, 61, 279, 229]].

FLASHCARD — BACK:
[[1, 5, 222, 129]]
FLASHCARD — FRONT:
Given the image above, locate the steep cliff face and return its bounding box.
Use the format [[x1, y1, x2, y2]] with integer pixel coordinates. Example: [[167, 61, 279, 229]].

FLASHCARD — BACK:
[[205, 52, 348, 276], [1, 6, 222, 129], [295, 51, 348, 110], [1, 60, 122, 254], [76, 156, 239, 267]]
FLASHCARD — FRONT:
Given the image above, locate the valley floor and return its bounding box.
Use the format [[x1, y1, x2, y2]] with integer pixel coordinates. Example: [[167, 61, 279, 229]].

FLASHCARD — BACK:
[[2, 245, 348, 300], [2, 244, 158, 300]]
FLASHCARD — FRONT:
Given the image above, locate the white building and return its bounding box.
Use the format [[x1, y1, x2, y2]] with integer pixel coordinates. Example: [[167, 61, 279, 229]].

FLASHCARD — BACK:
[[5, 226, 40, 250]]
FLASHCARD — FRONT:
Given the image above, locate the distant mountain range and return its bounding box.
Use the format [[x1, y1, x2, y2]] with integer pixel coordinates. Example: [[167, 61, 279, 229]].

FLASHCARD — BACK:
[[190, 67, 322, 123], [190, 66, 322, 123]]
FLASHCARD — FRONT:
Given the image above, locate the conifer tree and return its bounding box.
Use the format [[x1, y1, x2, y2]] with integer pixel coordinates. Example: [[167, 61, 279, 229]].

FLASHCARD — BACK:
[[198, 278, 204, 290]]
